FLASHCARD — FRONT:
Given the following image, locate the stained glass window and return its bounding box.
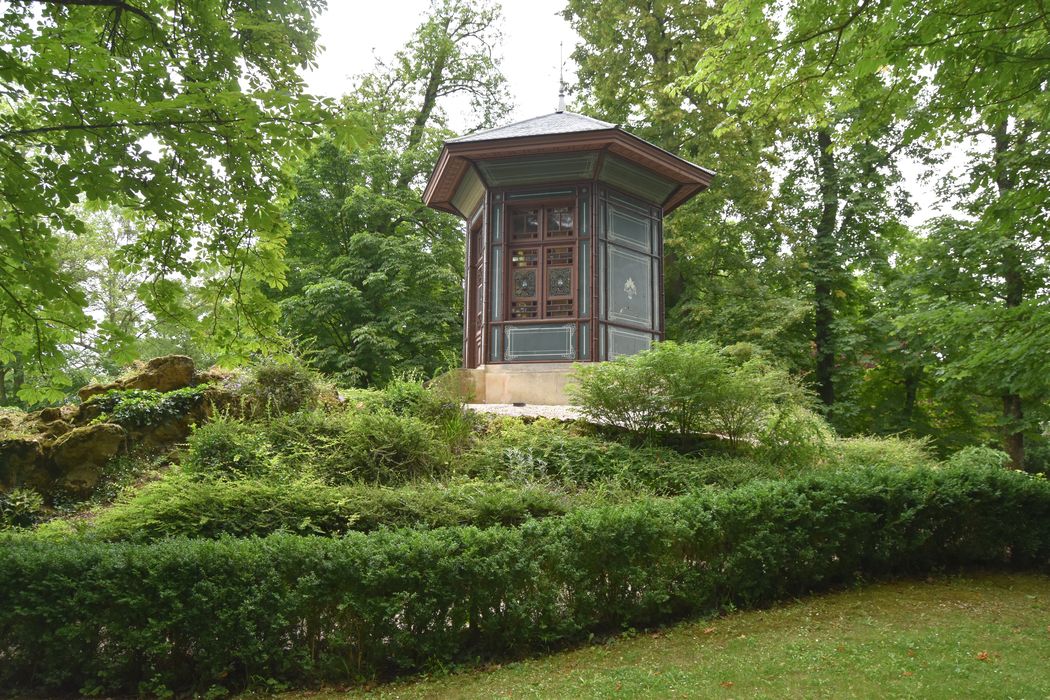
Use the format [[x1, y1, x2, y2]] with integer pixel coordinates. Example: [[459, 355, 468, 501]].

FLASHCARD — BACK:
[[514, 269, 537, 297], [548, 268, 571, 297], [506, 204, 578, 324]]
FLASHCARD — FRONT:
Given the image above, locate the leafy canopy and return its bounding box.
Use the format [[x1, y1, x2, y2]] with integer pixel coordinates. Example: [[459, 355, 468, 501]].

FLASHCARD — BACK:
[[0, 0, 334, 401], [277, 0, 510, 386]]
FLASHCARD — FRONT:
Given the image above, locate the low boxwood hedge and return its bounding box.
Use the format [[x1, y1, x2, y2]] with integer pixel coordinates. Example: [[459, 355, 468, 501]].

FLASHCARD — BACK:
[[1, 465, 1048, 696]]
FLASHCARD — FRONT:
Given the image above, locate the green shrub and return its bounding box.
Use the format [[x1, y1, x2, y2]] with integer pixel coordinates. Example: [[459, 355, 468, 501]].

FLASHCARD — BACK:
[[755, 405, 833, 466], [570, 341, 826, 453], [381, 374, 442, 418], [87, 386, 208, 427], [76, 475, 567, 541], [339, 387, 387, 413], [245, 359, 320, 416], [1, 465, 1048, 696], [265, 409, 449, 486], [946, 445, 1011, 470], [182, 414, 276, 480], [317, 411, 447, 485], [831, 435, 937, 470], [463, 419, 784, 493], [0, 488, 44, 529], [1024, 437, 1050, 474], [380, 375, 477, 451]]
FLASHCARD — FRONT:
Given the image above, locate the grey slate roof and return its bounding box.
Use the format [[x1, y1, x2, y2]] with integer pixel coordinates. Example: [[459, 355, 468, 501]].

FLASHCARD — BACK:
[[448, 111, 617, 143]]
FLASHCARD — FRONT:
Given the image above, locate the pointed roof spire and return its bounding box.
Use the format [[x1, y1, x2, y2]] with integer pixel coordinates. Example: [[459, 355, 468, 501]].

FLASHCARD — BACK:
[[557, 41, 566, 113]]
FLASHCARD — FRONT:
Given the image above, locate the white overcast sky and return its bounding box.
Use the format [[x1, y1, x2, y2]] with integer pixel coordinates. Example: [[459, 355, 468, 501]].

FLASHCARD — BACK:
[[303, 0, 579, 130], [303, 1, 956, 224]]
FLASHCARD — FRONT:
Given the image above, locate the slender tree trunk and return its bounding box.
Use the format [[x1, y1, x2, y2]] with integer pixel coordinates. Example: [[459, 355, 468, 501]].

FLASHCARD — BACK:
[[994, 121, 1025, 469], [813, 128, 839, 408], [11, 357, 24, 400], [0, 367, 7, 404], [901, 365, 922, 426]]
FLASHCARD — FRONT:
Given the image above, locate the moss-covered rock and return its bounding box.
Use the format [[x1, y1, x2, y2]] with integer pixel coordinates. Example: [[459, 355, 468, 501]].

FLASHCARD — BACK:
[[0, 437, 47, 491], [78, 355, 196, 401], [49, 423, 126, 496]]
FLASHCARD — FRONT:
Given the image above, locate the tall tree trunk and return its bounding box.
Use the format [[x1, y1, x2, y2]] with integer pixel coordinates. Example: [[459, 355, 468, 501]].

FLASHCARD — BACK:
[[901, 364, 922, 427], [813, 128, 839, 408], [395, 20, 451, 190], [0, 366, 7, 404], [994, 121, 1025, 469]]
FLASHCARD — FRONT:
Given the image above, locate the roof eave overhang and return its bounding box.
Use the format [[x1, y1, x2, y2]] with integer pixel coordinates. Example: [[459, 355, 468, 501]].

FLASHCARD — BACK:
[[424, 129, 716, 216]]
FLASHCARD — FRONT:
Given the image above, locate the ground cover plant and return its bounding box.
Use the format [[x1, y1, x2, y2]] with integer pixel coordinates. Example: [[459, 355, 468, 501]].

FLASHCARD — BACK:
[[43, 476, 570, 541]]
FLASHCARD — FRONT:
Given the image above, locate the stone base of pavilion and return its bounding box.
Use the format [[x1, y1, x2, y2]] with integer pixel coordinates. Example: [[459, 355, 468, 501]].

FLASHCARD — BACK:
[[439, 363, 575, 405]]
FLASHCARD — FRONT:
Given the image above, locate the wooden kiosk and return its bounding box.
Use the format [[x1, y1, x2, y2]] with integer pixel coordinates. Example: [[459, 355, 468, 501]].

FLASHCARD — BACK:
[[423, 110, 713, 404]]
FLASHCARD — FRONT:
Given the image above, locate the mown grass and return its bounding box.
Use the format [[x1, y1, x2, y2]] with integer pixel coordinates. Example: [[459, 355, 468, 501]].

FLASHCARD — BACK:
[[276, 572, 1050, 699]]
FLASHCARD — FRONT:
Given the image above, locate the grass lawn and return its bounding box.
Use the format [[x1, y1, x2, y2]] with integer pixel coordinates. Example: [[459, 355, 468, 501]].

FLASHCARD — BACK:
[[281, 572, 1050, 699]]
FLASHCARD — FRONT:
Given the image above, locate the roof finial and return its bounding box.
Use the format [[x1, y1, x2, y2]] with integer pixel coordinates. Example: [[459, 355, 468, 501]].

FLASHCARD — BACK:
[[557, 41, 566, 113]]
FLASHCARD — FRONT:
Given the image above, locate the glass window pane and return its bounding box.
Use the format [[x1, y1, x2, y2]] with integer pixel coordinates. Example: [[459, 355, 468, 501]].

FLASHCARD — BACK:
[[608, 326, 653, 359], [608, 245, 653, 328], [580, 189, 589, 238], [579, 240, 589, 316], [608, 201, 651, 251], [579, 322, 590, 360], [489, 246, 502, 321], [598, 241, 606, 319], [490, 325, 501, 363], [546, 206, 574, 239], [547, 268, 571, 298], [652, 257, 660, 330], [504, 324, 577, 361], [510, 208, 540, 241], [492, 203, 502, 243], [513, 269, 537, 297]]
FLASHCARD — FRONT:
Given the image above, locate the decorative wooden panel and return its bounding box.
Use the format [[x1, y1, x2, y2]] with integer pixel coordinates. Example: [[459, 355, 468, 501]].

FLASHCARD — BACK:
[[510, 246, 539, 319]]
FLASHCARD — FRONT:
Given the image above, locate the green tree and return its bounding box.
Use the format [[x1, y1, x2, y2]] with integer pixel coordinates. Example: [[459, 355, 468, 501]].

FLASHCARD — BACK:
[[0, 0, 331, 402], [687, 0, 1049, 466], [277, 0, 510, 385], [563, 0, 804, 369], [566, 0, 914, 422]]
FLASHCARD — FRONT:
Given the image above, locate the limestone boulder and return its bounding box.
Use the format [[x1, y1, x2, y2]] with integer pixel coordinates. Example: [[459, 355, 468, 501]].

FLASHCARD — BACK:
[[49, 423, 126, 496], [0, 437, 47, 492], [39, 420, 72, 439], [123, 355, 196, 393], [77, 355, 197, 401], [77, 381, 122, 403], [30, 406, 64, 423]]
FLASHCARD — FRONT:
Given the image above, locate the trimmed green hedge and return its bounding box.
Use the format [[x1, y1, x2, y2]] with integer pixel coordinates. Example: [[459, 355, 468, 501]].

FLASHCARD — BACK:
[[2, 466, 1048, 696]]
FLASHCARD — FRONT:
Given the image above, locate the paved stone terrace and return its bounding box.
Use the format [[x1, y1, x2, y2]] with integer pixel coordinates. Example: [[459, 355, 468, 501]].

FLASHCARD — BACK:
[[465, 403, 583, 421]]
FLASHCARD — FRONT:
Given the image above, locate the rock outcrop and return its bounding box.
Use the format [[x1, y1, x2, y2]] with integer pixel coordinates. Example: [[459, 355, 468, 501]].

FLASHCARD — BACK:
[[1, 355, 236, 500], [0, 437, 47, 492], [78, 355, 197, 401], [50, 424, 127, 496]]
